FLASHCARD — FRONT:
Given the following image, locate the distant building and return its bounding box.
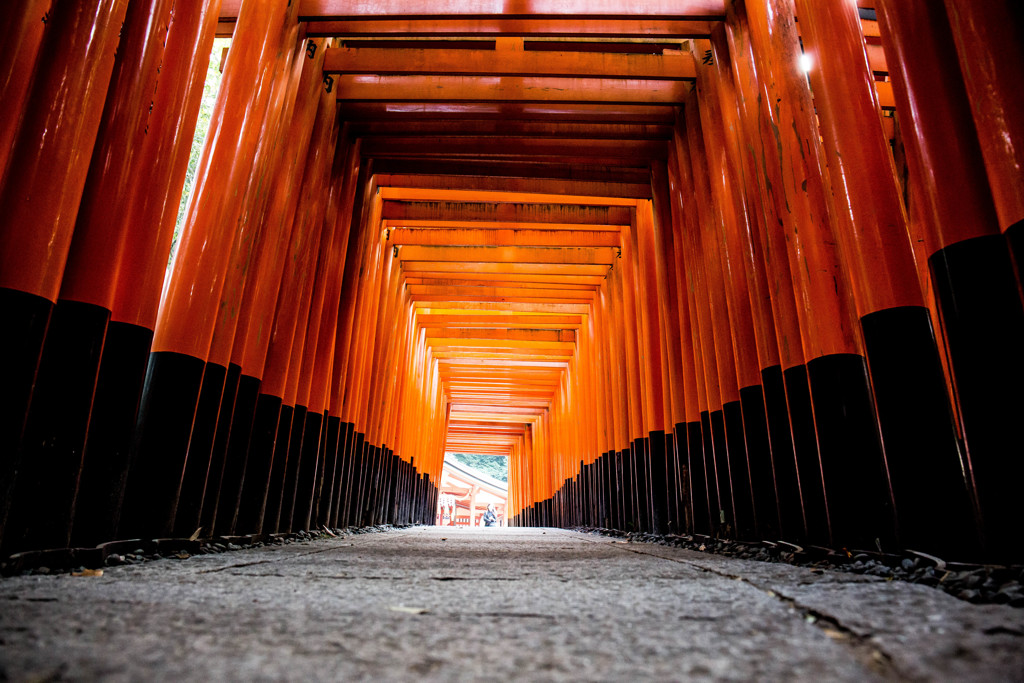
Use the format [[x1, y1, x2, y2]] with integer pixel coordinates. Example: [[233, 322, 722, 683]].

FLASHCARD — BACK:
[[437, 455, 507, 527]]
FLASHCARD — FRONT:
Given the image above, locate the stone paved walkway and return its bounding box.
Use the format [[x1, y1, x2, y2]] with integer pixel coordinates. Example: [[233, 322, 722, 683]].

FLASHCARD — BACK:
[[2, 527, 1023, 681]]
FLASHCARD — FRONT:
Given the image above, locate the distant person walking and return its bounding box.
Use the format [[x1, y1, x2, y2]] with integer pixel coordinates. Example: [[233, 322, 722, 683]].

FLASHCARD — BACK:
[[483, 503, 497, 527]]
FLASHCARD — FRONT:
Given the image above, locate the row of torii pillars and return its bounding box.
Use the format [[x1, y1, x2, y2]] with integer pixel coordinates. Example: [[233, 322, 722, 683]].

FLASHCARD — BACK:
[[0, 0, 1021, 565]]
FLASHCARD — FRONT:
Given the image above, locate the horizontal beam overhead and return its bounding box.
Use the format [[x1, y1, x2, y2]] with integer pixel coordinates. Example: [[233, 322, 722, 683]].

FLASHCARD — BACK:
[[337, 102, 677, 124], [390, 228, 621, 247], [413, 301, 591, 313], [358, 121, 671, 139], [420, 314, 581, 326], [424, 328, 577, 342], [323, 46, 696, 80], [363, 136, 668, 159], [379, 187, 638, 206], [409, 273, 604, 286], [304, 18, 716, 38], [373, 158, 653, 183], [383, 200, 633, 224], [217, 0, 728, 17], [333, 74, 691, 104], [398, 244, 619, 264], [296, 0, 727, 17]]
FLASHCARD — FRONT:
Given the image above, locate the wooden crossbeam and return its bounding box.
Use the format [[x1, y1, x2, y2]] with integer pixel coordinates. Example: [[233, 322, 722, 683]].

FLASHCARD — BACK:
[[305, 18, 714, 38], [403, 262, 610, 276], [363, 135, 668, 159], [338, 103, 676, 124], [359, 121, 672, 139], [323, 46, 696, 79], [390, 228, 621, 247], [397, 245, 619, 264], [333, 74, 691, 105], [379, 187, 638, 206], [406, 278, 598, 291], [414, 304, 591, 316], [422, 314, 582, 327], [374, 172, 651, 199], [383, 200, 632, 224], [424, 328, 576, 342], [409, 273, 605, 286]]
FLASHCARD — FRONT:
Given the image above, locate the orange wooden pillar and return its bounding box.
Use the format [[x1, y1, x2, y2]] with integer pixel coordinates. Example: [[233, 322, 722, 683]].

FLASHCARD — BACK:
[[665, 142, 712, 536], [628, 202, 667, 533], [740, 0, 864, 548], [677, 122, 727, 538], [334, 183, 386, 529], [878, 0, 1023, 558], [310, 135, 361, 530], [215, 66, 338, 539], [3, 0, 174, 552], [694, 33, 786, 540], [70, 0, 222, 546], [0, 0, 52, 179], [721, 4, 809, 542], [192, 47, 342, 538], [942, 1, 1024, 269], [610, 242, 644, 531], [636, 194, 681, 534], [325, 163, 376, 529], [672, 123, 727, 537], [0, 0, 132, 552], [120, 0, 290, 539], [796, 0, 969, 553], [187, 20, 306, 539], [0, 0, 130, 549], [683, 94, 753, 539], [277, 109, 348, 536]]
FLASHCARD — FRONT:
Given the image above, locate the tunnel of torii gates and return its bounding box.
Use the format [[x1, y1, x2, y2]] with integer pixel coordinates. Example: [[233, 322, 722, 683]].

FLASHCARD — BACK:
[[0, 0, 1022, 566]]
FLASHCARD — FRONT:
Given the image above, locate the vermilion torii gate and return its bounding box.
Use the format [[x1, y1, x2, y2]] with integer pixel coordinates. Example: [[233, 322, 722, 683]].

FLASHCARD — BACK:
[[0, 0, 1022, 563]]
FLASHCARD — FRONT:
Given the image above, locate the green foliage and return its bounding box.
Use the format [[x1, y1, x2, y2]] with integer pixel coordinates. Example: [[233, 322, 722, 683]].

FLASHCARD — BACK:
[[169, 38, 230, 268], [449, 453, 508, 483]]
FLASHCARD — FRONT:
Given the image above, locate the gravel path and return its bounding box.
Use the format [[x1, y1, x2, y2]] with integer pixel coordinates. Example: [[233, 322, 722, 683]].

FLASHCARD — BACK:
[[2, 527, 1022, 681]]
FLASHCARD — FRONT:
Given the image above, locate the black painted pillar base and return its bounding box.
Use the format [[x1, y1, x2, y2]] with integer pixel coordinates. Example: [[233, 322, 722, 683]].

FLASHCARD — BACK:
[[634, 436, 651, 532], [262, 404, 294, 535], [172, 362, 226, 540], [119, 351, 206, 540], [291, 410, 324, 533], [213, 373, 261, 536], [708, 409, 732, 537], [198, 363, 240, 537], [315, 415, 341, 528], [783, 364, 825, 544], [685, 420, 710, 535], [861, 307, 964, 554], [343, 432, 365, 527], [807, 352, 893, 550], [3, 300, 109, 553], [279, 405, 309, 533], [234, 393, 283, 536], [614, 449, 626, 530], [173, 362, 228, 538], [329, 422, 353, 528], [724, 398, 755, 540], [73, 321, 153, 547], [353, 439, 371, 527], [762, 365, 804, 542], [1006, 219, 1024, 286], [739, 381, 780, 540], [0, 287, 52, 547], [649, 431, 668, 534], [931, 233, 1024, 560]]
